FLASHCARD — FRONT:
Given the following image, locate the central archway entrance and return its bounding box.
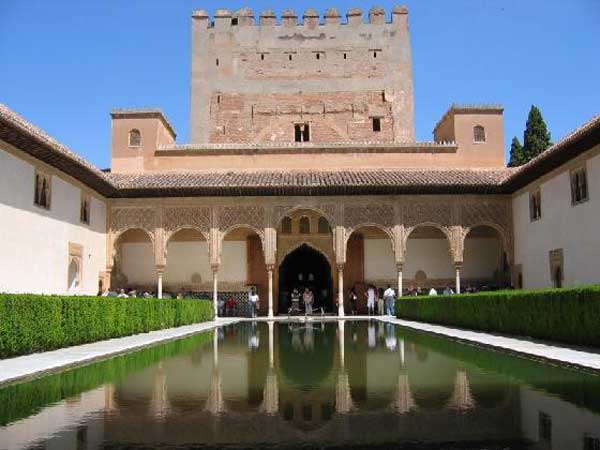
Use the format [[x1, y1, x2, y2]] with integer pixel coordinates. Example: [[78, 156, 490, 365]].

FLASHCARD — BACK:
[[278, 244, 333, 314]]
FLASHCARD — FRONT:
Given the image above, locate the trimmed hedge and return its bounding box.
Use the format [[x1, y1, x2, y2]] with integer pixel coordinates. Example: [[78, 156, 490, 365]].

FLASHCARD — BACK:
[[0, 294, 213, 358], [395, 285, 600, 347]]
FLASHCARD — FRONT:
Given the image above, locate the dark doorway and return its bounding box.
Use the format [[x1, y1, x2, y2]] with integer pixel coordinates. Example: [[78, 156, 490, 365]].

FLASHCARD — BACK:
[[278, 244, 333, 314]]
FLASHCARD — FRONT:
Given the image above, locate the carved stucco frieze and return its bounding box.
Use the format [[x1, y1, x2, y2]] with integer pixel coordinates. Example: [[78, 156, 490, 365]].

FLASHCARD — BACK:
[[163, 207, 211, 240], [217, 205, 266, 234], [111, 207, 156, 241], [343, 202, 395, 229], [403, 202, 452, 229]]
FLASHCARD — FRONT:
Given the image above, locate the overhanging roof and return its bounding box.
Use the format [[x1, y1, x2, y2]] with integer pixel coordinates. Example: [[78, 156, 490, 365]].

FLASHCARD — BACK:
[[1, 103, 598, 199]]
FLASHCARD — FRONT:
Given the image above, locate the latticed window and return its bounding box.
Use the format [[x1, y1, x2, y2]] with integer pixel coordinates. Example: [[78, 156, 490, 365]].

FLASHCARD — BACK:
[[570, 167, 588, 204], [128, 129, 141, 147], [80, 194, 90, 224], [299, 216, 310, 234], [473, 125, 486, 143], [34, 172, 51, 209], [372, 117, 381, 132], [294, 123, 310, 142], [584, 434, 600, 450], [281, 216, 292, 234], [318, 217, 330, 234], [529, 189, 541, 221]]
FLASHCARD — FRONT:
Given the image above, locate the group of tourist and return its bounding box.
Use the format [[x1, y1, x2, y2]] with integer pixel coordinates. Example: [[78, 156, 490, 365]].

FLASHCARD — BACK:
[[289, 287, 316, 315], [100, 288, 155, 298], [348, 284, 397, 316]]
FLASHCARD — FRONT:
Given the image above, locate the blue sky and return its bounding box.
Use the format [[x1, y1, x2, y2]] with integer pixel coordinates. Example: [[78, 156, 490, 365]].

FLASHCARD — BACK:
[[0, 0, 598, 169]]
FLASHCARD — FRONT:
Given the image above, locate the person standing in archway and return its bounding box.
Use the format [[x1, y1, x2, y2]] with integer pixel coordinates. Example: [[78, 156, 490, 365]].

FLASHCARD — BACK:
[[365, 285, 376, 316], [249, 287, 260, 318], [349, 287, 358, 315], [303, 287, 314, 316]]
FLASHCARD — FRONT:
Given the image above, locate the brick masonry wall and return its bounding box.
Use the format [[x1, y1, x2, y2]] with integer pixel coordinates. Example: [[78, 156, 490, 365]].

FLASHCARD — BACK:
[[209, 90, 394, 143]]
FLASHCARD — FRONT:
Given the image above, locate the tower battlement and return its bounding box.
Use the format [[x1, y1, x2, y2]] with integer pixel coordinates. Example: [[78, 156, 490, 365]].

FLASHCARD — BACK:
[[190, 5, 414, 145], [191, 6, 408, 29]]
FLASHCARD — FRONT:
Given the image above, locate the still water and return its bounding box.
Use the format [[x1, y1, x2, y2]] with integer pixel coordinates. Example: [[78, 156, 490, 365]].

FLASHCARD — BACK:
[[1, 321, 600, 450]]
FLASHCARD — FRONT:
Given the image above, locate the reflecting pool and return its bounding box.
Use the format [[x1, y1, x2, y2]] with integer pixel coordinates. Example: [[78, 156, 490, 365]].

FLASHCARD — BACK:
[[1, 321, 600, 450]]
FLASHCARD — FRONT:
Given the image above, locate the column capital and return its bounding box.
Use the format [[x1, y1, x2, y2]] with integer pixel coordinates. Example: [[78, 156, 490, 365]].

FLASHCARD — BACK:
[[266, 264, 275, 272], [211, 263, 220, 273], [336, 263, 345, 271], [156, 265, 165, 275], [454, 262, 463, 270], [396, 262, 404, 271]]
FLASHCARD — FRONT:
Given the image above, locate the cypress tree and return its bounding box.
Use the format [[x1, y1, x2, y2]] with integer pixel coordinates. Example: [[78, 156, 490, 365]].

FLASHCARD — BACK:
[[508, 136, 525, 167], [522, 105, 552, 162]]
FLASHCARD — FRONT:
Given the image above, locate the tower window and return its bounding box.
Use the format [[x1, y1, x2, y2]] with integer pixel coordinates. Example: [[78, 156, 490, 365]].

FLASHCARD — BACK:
[[216, 94, 221, 104], [571, 167, 588, 204], [529, 189, 541, 221], [318, 217, 331, 234], [34, 172, 51, 209], [343, 53, 347, 60], [473, 125, 486, 143], [80, 193, 90, 225], [373, 51, 377, 58], [128, 129, 141, 147], [316, 53, 320, 60], [299, 216, 310, 234], [231, 17, 238, 25], [372, 117, 381, 132], [289, 54, 292, 61], [294, 123, 310, 142], [261, 53, 265, 61], [281, 217, 292, 234], [216, 58, 219, 66]]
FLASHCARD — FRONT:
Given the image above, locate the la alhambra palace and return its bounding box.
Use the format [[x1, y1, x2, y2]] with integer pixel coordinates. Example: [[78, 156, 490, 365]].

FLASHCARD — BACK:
[[0, 6, 599, 317]]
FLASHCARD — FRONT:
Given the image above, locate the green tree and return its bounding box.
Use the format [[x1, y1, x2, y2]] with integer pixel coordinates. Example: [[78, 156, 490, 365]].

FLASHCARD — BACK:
[[508, 136, 525, 167], [522, 105, 552, 162]]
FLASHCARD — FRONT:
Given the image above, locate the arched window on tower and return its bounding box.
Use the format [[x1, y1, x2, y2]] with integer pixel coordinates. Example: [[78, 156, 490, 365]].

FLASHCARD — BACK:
[[128, 129, 142, 147], [299, 216, 310, 234], [473, 125, 486, 143], [281, 216, 292, 234], [318, 217, 331, 234]]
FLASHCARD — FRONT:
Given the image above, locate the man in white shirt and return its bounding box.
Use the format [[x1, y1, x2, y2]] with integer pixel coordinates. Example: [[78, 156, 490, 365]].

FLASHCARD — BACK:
[[249, 287, 259, 318], [429, 287, 438, 296], [383, 285, 396, 316]]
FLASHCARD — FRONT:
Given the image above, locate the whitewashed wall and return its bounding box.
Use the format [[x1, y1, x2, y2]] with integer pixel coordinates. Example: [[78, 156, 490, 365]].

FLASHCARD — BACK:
[[119, 240, 247, 287], [364, 237, 500, 281], [0, 146, 107, 295], [512, 149, 600, 288]]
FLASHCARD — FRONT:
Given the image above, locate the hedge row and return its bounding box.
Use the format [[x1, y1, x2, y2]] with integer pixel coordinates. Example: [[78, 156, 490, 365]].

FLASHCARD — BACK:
[[395, 285, 600, 347], [0, 331, 212, 426], [0, 294, 213, 358]]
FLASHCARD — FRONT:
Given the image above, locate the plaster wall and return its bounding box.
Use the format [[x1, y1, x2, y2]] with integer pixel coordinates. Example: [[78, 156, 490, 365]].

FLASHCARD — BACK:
[[0, 145, 107, 295], [120, 240, 247, 288], [512, 148, 600, 288], [365, 237, 500, 282]]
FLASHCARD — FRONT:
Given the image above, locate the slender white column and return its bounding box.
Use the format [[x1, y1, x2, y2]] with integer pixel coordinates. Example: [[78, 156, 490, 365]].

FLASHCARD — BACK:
[[267, 265, 274, 318], [337, 265, 345, 317], [212, 265, 219, 318], [157, 270, 163, 299], [400, 338, 405, 366], [397, 264, 403, 298], [268, 321, 274, 369], [455, 264, 461, 294]]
